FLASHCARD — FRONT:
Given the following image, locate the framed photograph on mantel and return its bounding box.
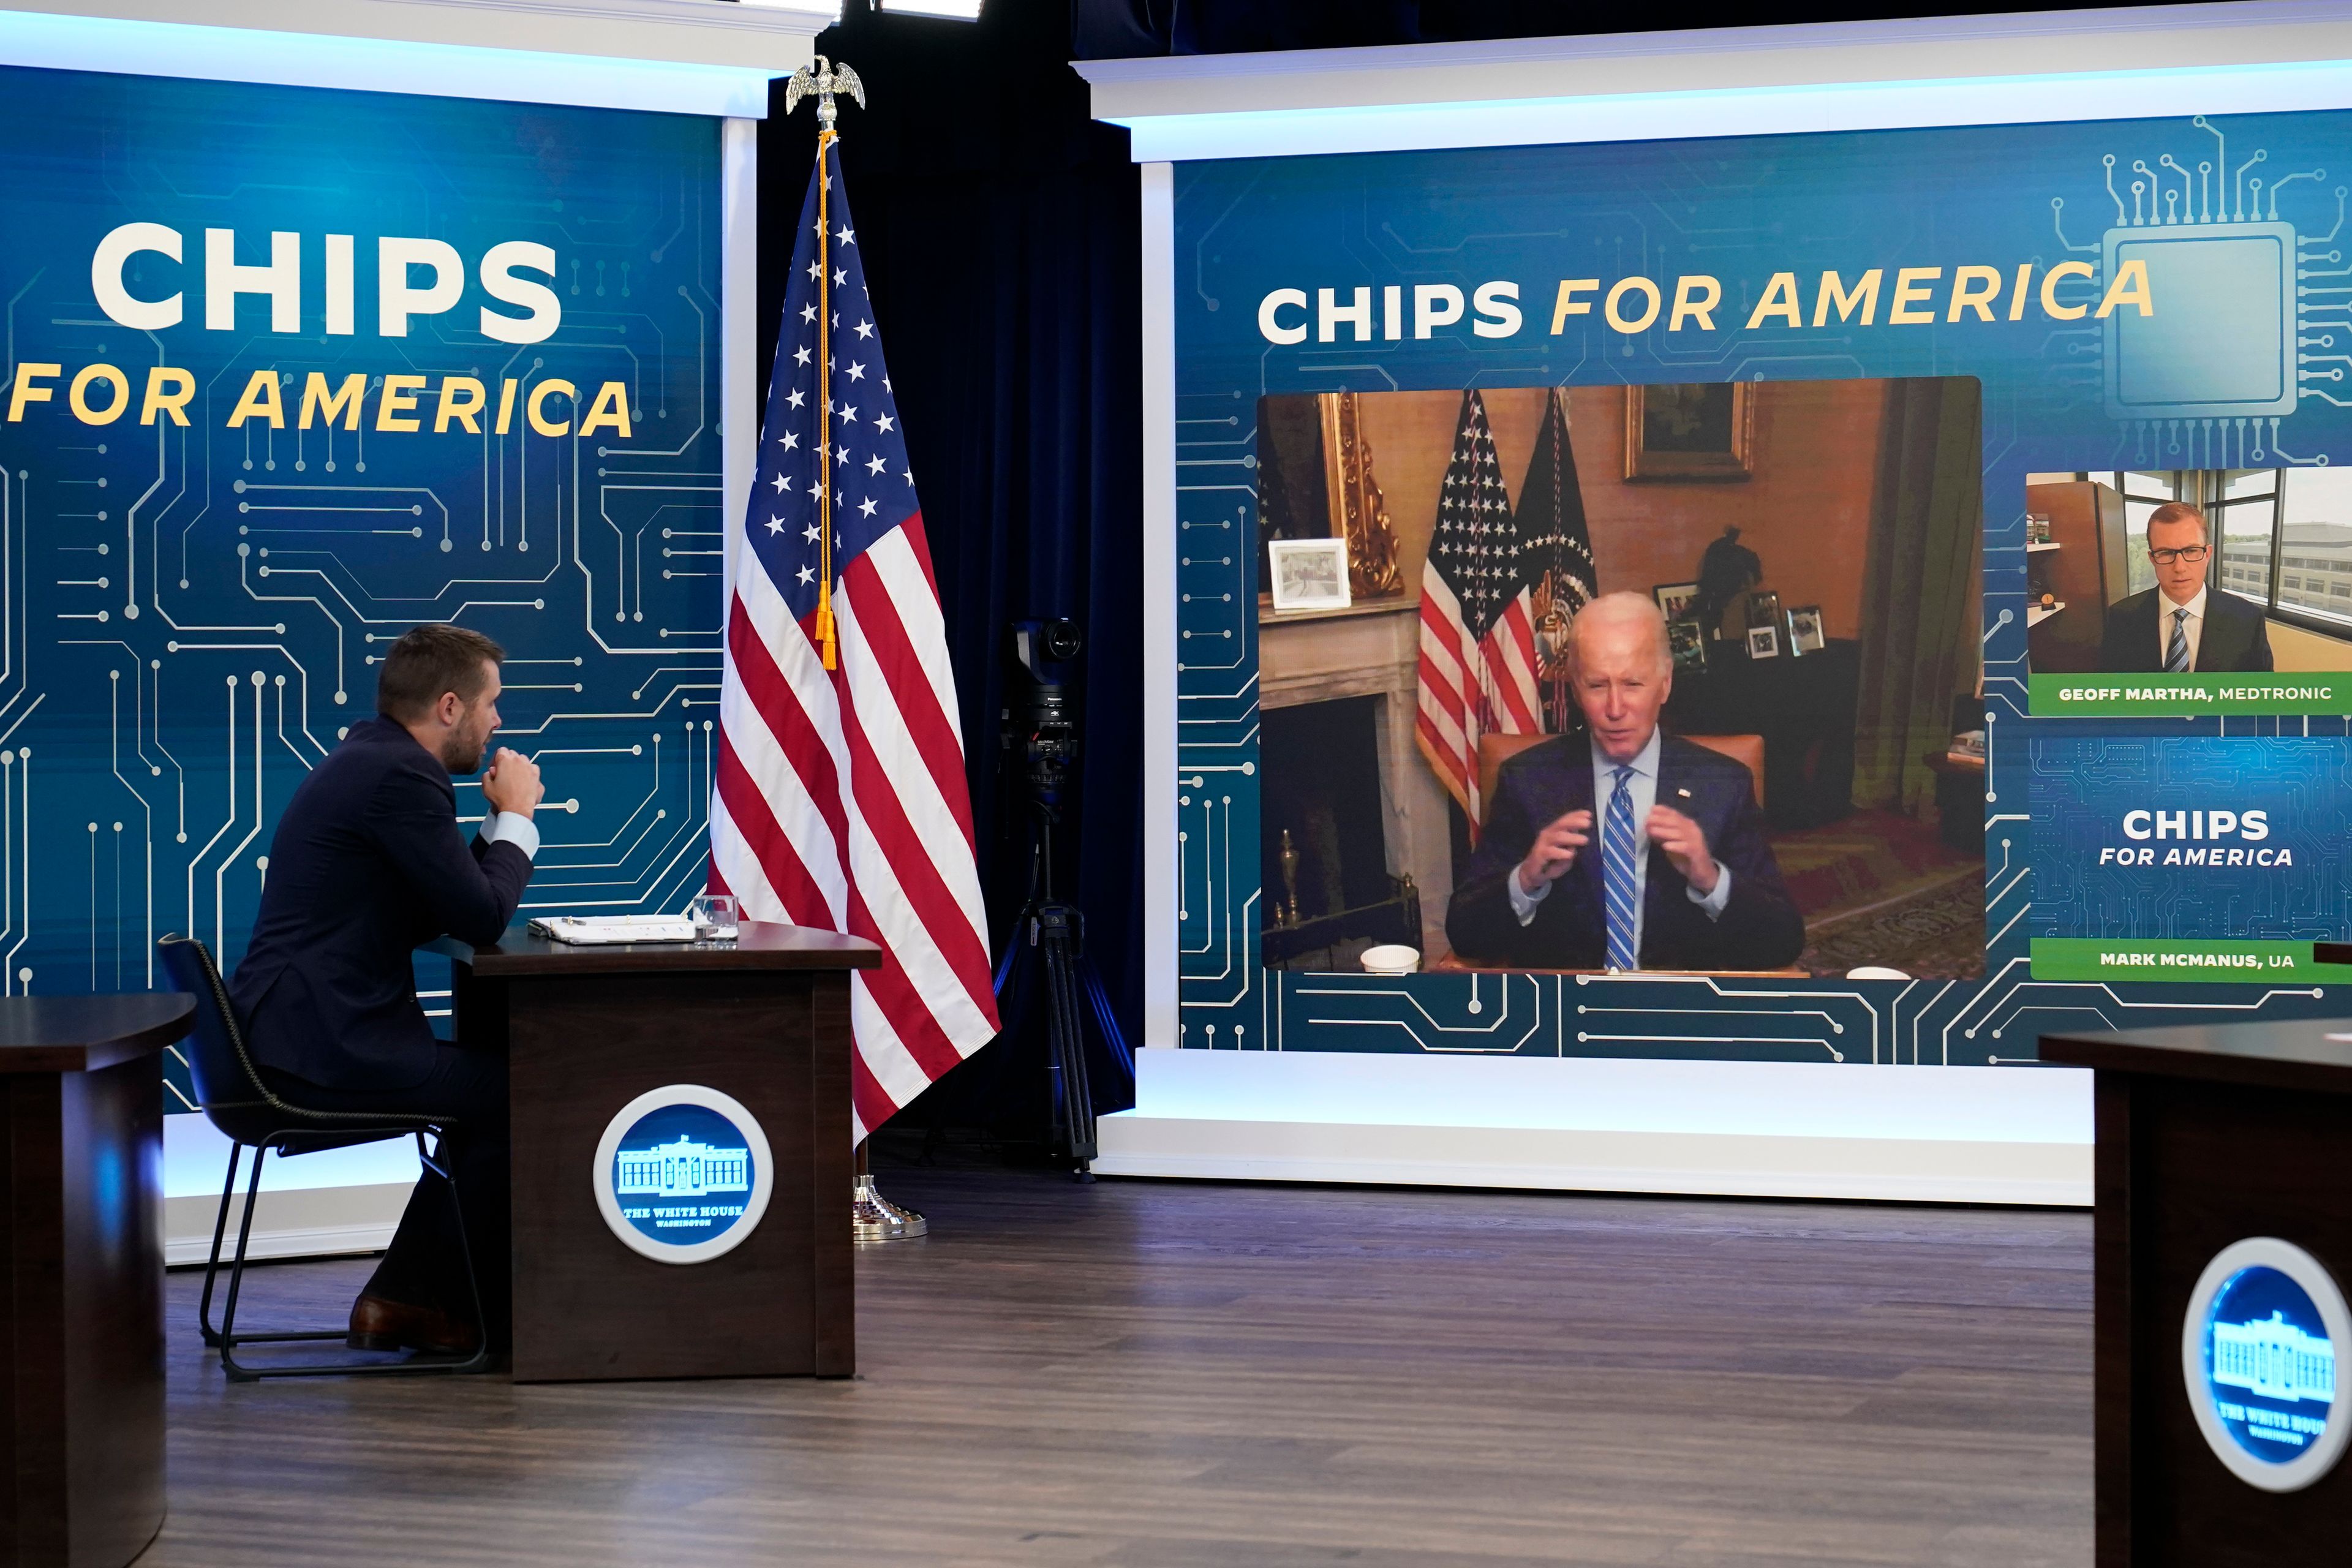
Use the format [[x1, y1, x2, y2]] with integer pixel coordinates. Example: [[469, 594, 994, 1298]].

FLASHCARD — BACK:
[[1625, 382, 1755, 482], [1267, 537, 1353, 613], [1652, 581, 1701, 622]]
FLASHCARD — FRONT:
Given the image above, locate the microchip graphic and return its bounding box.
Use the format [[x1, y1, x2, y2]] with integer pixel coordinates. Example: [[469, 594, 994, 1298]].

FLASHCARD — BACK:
[[2103, 221, 2298, 421]]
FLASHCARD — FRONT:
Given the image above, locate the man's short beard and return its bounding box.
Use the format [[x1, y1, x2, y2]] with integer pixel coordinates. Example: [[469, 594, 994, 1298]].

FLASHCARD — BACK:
[[438, 707, 489, 774]]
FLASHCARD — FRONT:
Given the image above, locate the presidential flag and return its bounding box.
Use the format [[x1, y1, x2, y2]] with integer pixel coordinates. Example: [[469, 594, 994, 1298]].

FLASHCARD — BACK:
[[712, 139, 1000, 1141], [1512, 388, 1598, 734]]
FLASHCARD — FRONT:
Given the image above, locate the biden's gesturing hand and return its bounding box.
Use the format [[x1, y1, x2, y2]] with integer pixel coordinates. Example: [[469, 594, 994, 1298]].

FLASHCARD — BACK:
[[482, 747, 544, 818], [1646, 804, 1718, 895], [1515, 809, 1593, 897]]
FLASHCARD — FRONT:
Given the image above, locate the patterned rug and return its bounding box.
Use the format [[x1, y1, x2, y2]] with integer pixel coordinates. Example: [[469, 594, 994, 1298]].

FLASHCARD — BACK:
[[1798, 873, 1986, 979], [1772, 810, 1986, 979]]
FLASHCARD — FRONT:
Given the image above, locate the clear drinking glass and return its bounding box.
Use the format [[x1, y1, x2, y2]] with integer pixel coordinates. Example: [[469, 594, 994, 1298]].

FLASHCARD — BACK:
[[686, 892, 739, 940]]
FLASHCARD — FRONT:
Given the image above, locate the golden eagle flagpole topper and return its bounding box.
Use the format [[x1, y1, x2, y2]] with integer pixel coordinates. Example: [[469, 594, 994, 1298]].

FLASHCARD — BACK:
[[784, 54, 864, 132], [783, 56, 865, 670]]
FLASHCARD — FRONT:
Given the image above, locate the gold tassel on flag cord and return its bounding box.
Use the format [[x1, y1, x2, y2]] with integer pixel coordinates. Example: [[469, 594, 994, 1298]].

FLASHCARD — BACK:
[[786, 55, 862, 673], [812, 125, 839, 671]]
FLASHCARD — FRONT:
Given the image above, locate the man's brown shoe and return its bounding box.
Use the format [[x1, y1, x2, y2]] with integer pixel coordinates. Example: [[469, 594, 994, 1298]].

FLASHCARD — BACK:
[[347, 1293, 481, 1355]]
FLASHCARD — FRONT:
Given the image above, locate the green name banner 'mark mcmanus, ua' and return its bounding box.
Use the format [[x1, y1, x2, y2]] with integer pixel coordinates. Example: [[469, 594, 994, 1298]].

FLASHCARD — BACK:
[[2032, 938, 2352, 984], [2030, 674, 2352, 717]]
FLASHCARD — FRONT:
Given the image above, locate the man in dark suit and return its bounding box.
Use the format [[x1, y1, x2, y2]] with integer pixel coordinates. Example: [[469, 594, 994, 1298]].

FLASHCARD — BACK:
[[2098, 500, 2274, 673], [1446, 593, 1804, 971], [232, 624, 543, 1354]]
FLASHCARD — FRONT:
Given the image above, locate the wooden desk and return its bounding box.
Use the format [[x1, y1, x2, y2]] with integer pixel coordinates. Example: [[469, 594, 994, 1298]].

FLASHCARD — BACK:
[[2041, 1020, 2352, 1566], [0, 993, 193, 1568], [438, 922, 878, 1384], [1427, 952, 1807, 978]]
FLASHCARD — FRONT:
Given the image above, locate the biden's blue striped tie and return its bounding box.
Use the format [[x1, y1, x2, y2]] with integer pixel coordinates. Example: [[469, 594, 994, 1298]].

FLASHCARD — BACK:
[[2165, 606, 2190, 673], [1604, 764, 1638, 972]]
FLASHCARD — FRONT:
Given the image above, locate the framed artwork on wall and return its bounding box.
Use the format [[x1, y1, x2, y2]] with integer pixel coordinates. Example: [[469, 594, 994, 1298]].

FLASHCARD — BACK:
[[1255, 390, 1405, 608], [1625, 382, 1755, 482]]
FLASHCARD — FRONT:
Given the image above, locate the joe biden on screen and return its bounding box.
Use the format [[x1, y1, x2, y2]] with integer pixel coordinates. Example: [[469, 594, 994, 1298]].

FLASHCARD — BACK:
[[1445, 592, 1806, 972]]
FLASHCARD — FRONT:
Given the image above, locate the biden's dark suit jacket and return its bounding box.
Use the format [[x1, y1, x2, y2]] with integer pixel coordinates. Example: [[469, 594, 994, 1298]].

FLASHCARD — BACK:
[[2098, 586, 2274, 673], [231, 716, 532, 1091], [1446, 732, 1806, 971]]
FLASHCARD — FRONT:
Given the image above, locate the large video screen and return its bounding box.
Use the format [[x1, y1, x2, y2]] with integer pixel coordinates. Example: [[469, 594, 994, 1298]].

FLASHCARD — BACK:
[[1255, 377, 1985, 981], [1170, 110, 2352, 1064]]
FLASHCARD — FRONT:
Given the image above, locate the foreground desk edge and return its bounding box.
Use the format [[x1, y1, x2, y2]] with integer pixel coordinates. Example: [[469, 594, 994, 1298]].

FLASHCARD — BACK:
[[0, 992, 190, 1568], [2041, 1020, 2352, 1568]]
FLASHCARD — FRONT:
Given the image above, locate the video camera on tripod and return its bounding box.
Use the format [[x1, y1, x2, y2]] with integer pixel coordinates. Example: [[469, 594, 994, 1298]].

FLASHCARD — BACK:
[[993, 617, 1131, 1176], [1004, 617, 1083, 813]]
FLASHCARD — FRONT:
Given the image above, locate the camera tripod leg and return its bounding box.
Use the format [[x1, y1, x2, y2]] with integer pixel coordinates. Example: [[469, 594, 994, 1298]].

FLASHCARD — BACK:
[[1039, 922, 1097, 1175], [1077, 952, 1135, 1080]]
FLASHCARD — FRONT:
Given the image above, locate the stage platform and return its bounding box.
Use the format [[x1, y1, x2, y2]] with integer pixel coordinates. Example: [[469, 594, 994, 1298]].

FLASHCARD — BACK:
[[1096, 1049, 2095, 1207]]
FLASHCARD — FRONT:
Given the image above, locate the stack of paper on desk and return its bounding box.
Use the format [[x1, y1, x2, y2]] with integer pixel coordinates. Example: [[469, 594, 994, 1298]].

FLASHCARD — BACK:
[[527, 914, 700, 945]]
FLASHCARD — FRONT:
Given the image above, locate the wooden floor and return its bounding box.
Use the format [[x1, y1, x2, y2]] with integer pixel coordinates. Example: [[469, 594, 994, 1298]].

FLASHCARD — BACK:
[[148, 1169, 2093, 1567]]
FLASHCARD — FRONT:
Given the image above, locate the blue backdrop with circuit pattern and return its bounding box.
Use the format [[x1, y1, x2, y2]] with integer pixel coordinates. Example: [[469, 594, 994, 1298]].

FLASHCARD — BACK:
[[0, 64, 722, 1104], [1175, 109, 2352, 1065], [2029, 737, 2352, 938]]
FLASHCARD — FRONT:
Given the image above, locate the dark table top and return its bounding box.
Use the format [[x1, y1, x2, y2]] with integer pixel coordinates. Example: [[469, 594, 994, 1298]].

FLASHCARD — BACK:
[[2039, 1018, 2352, 1095], [0, 992, 194, 1074], [433, 919, 882, 979]]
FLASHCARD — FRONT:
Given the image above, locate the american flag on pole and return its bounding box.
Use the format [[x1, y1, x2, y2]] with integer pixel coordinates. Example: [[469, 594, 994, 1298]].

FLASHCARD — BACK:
[[712, 137, 1000, 1141], [1415, 390, 1537, 834]]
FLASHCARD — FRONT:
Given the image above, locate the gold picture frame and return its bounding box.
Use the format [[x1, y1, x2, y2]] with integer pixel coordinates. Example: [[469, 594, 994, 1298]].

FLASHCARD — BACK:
[[1318, 392, 1403, 599], [1254, 390, 1404, 610], [1624, 383, 1755, 482]]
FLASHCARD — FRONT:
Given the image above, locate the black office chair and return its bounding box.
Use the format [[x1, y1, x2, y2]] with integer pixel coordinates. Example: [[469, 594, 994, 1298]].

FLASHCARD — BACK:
[[157, 933, 489, 1380]]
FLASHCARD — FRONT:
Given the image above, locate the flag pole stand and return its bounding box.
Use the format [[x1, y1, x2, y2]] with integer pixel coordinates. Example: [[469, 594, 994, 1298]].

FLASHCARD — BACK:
[[851, 1138, 926, 1243]]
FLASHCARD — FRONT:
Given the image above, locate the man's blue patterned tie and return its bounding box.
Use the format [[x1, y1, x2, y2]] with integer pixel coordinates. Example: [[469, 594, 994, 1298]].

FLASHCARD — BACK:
[[2165, 606, 2190, 673], [1604, 764, 1637, 972]]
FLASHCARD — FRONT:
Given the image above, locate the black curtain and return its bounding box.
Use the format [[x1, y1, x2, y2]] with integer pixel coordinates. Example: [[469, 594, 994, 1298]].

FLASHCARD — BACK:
[[757, 4, 1143, 1121]]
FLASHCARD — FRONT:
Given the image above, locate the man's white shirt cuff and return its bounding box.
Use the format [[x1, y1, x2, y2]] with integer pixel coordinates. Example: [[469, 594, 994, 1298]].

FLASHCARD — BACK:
[[480, 811, 540, 861], [1688, 864, 1731, 918], [1507, 870, 1548, 925]]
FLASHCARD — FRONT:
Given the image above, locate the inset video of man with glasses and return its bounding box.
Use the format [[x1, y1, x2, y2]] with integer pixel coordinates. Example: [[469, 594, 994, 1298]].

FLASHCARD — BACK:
[[2097, 501, 2274, 673]]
